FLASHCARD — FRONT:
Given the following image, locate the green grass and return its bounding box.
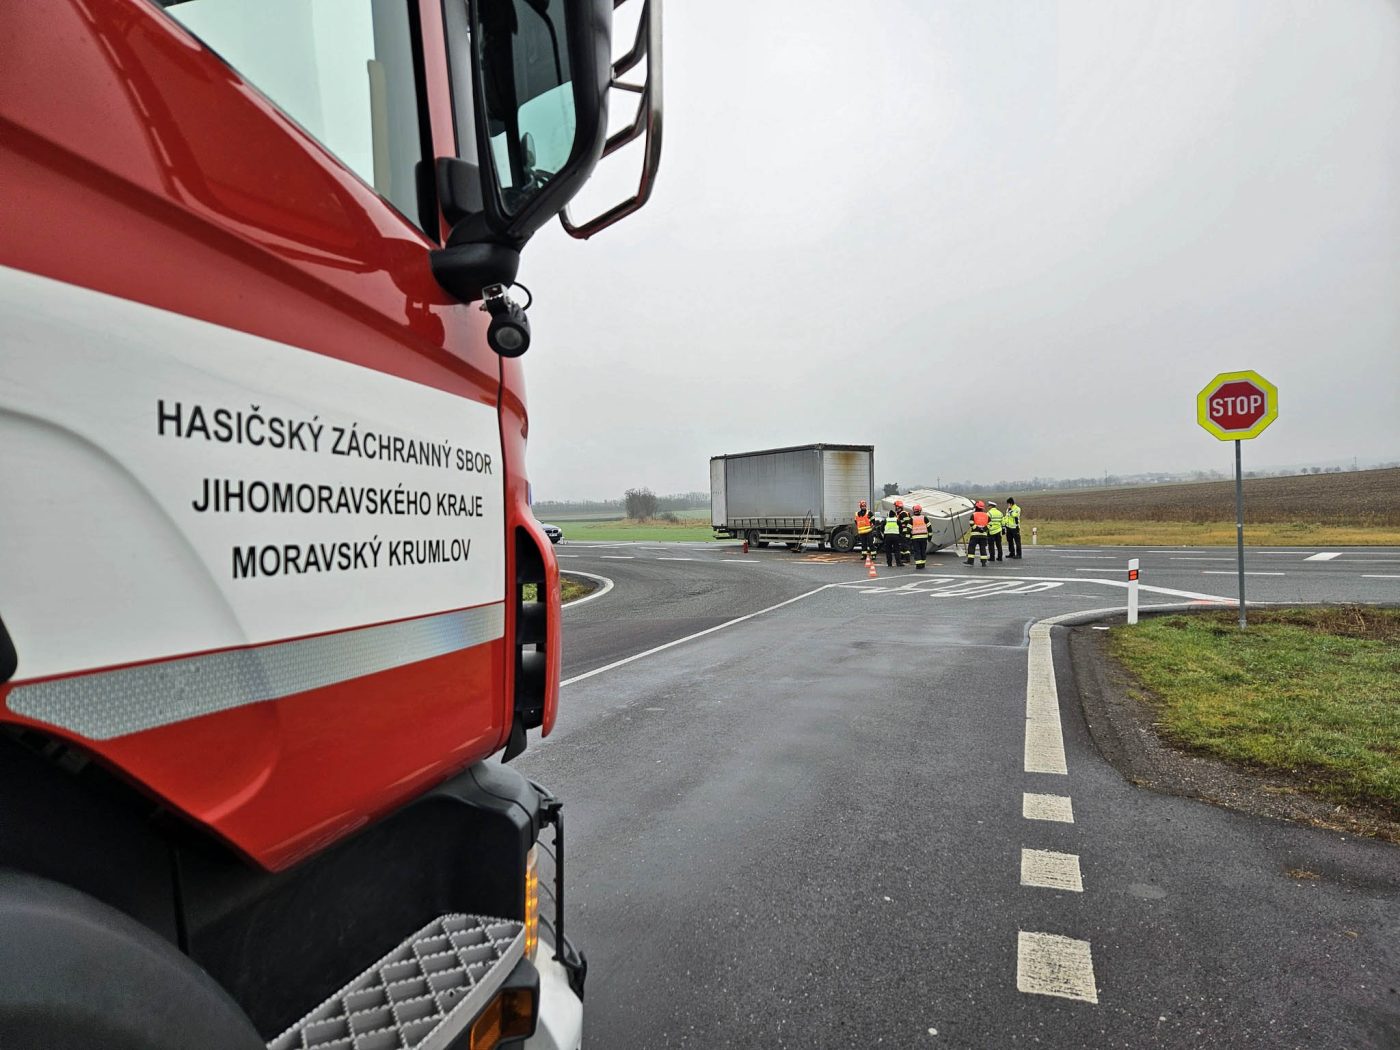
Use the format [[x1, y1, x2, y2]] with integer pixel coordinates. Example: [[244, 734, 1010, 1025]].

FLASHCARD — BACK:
[[556, 517, 718, 542], [1108, 607, 1400, 815], [522, 576, 594, 604], [1031, 520, 1400, 546]]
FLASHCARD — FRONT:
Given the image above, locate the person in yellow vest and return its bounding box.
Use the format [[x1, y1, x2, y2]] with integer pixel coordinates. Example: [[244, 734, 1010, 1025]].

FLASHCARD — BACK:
[[1004, 497, 1023, 559], [883, 500, 905, 567], [854, 499, 875, 558], [986, 500, 1005, 562], [908, 503, 932, 570], [965, 501, 990, 566]]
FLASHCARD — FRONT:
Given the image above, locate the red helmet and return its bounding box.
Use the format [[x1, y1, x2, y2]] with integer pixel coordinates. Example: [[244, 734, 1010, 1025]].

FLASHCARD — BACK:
[[894, 499, 904, 508], [975, 500, 986, 510], [912, 504, 922, 513]]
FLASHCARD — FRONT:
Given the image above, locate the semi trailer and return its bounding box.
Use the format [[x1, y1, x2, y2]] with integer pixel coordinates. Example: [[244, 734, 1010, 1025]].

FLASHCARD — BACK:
[[0, 1, 661, 1047], [710, 444, 874, 552]]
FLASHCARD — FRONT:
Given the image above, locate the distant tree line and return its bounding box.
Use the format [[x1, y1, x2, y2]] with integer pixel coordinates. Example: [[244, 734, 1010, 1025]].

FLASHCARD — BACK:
[[890, 462, 1377, 498], [533, 490, 709, 518]]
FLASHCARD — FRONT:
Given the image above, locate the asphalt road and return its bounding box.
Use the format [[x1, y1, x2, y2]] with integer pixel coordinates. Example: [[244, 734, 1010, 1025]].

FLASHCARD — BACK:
[[519, 541, 1400, 1048]]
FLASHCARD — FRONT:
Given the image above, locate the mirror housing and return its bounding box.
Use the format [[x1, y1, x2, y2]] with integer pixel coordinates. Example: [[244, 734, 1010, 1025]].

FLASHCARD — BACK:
[[431, 0, 612, 305]]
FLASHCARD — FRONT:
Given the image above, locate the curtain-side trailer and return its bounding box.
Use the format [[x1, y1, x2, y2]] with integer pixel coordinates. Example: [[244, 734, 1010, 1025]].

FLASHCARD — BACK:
[[710, 444, 874, 552]]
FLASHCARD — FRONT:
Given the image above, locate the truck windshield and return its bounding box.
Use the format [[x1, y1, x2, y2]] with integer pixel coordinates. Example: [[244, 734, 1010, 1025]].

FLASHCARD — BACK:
[[158, 0, 426, 231]]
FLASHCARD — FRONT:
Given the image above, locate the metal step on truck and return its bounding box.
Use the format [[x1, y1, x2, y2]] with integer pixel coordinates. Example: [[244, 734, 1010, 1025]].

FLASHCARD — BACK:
[[0, 1, 661, 1047], [710, 444, 874, 552]]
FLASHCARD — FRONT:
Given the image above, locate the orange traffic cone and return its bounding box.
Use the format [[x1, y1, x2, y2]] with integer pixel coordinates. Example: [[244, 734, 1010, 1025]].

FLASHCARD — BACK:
[[867, 558, 877, 579]]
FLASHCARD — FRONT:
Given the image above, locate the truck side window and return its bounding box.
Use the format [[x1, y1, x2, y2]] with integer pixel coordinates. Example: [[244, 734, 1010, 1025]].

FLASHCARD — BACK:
[[472, 0, 578, 217], [157, 0, 427, 232]]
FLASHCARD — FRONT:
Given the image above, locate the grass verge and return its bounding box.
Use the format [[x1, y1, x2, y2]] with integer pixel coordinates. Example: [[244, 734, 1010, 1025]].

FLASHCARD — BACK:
[[522, 575, 594, 604], [557, 518, 717, 542], [1107, 607, 1400, 816], [1030, 520, 1400, 546]]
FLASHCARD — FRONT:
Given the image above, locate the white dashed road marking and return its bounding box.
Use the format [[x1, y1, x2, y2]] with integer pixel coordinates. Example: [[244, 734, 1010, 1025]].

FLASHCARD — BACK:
[[1021, 849, 1084, 892], [1305, 552, 1341, 561], [599, 556, 635, 560], [1024, 622, 1067, 775], [1023, 793, 1074, 823], [1202, 571, 1284, 576], [1362, 575, 1400, 579], [1017, 932, 1099, 1004]]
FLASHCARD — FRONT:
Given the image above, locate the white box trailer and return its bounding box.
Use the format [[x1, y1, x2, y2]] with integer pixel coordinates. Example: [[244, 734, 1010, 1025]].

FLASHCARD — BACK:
[[710, 444, 874, 552], [876, 489, 976, 552]]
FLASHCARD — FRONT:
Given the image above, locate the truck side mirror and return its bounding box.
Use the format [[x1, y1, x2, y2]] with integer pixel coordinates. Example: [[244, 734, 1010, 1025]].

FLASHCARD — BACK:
[[431, 0, 612, 306]]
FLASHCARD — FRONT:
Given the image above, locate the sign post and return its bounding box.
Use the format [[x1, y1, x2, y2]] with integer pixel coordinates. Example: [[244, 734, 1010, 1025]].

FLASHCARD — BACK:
[[1196, 370, 1278, 629], [1127, 558, 1140, 625]]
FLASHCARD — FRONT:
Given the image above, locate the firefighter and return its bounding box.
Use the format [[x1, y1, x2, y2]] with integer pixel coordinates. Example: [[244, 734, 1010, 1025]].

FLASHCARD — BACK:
[[1004, 497, 1023, 559], [883, 501, 905, 567], [854, 499, 875, 557], [965, 500, 990, 566], [987, 500, 1005, 562], [908, 503, 932, 570], [896, 499, 913, 566]]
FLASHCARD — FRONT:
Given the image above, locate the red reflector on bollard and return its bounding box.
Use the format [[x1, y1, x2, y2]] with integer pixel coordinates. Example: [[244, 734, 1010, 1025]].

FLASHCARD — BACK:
[[1128, 569, 1139, 581]]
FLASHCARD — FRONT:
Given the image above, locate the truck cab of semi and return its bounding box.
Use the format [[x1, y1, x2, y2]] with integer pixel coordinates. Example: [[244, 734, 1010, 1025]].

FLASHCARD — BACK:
[[0, 1, 659, 1046]]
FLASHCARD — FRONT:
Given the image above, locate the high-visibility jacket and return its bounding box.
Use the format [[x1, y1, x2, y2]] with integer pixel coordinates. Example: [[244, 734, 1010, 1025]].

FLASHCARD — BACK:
[[1005, 505, 1021, 528], [970, 510, 990, 533], [987, 508, 1004, 536], [909, 514, 929, 538], [897, 511, 912, 537], [855, 510, 872, 534], [883, 516, 902, 534]]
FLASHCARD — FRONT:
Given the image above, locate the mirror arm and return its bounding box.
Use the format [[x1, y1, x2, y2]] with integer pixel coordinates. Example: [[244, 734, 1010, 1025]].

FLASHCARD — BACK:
[[560, 0, 663, 240]]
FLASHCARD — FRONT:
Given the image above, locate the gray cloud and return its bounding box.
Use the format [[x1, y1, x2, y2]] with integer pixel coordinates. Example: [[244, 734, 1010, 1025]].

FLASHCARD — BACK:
[[520, 0, 1400, 500]]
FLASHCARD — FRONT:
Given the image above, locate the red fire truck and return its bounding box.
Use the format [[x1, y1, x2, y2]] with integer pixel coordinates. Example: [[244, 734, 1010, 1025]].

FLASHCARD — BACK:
[[0, 1, 659, 1046]]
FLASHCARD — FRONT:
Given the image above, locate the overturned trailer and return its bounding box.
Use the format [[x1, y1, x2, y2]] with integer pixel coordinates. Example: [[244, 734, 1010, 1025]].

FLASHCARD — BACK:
[[711, 444, 874, 551], [877, 489, 976, 552]]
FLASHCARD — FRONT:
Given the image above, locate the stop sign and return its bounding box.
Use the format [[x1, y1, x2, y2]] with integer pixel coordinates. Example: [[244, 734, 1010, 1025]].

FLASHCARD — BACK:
[[1197, 370, 1278, 441]]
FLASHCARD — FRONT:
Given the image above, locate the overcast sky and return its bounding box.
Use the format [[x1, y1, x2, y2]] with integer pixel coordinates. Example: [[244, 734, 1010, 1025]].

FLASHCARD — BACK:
[[519, 0, 1399, 500]]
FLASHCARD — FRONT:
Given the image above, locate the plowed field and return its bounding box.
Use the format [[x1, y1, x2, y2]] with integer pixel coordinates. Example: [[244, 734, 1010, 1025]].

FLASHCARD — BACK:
[[1022, 467, 1399, 526]]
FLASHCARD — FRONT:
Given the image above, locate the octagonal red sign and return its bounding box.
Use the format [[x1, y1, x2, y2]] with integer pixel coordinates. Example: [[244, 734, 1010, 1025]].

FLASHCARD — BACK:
[[1206, 380, 1269, 430]]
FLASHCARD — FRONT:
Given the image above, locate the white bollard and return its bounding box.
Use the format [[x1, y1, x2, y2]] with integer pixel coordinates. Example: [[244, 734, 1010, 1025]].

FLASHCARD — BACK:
[[1127, 558, 1140, 625], [1032, 526, 1038, 546]]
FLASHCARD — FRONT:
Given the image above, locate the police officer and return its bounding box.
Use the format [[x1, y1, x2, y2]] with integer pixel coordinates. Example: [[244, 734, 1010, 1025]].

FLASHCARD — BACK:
[[854, 499, 875, 558], [882, 502, 904, 567], [908, 503, 932, 570], [986, 500, 1005, 562], [965, 500, 990, 566], [1004, 498, 1023, 559]]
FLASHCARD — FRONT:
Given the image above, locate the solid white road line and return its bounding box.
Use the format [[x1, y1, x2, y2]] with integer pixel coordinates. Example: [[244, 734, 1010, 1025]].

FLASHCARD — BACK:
[[1025, 622, 1068, 775], [1305, 552, 1341, 561], [1171, 557, 1233, 561], [559, 583, 838, 688], [1023, 793, 1074, 823], [559, 571, 614, 609], [1017, 932, 1099, 1004], [1021, 848, 1084, 892]]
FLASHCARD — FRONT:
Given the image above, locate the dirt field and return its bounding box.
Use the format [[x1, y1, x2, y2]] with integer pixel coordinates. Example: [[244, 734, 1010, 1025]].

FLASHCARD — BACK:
[[1020, 467, 1399, 526]]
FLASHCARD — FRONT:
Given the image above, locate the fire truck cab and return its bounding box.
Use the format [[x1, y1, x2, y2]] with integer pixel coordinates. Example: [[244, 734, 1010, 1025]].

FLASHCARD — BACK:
[[0, 1, 659, 1046]]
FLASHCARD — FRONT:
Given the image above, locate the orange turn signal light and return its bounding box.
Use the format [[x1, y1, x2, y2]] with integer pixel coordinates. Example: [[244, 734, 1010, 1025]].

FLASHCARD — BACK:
[[468, 986, 537, 1050]]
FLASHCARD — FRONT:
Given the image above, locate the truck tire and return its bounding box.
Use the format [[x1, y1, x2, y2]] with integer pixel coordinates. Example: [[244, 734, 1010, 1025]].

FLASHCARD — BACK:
[[744, 530, 761, 547], [0, 872, 265, 1050], [829, 527, 854, 553]]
